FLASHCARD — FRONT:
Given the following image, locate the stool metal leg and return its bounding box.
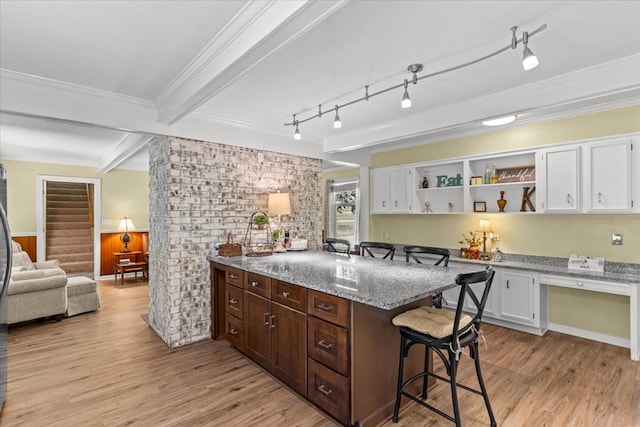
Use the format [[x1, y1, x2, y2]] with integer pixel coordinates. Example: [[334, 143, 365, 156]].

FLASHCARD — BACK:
[[471, 342, 497, 426], [448, 350, 462, 427], [421, 346, 429, 399], [392, 334, 407, 423]]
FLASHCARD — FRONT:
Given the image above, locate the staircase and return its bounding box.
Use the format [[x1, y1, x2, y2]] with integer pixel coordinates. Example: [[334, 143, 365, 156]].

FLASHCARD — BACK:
[[45, 182, 94, 276]]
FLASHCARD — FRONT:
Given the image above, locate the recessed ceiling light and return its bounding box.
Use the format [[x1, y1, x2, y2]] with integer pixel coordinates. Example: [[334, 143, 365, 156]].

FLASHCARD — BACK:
[[482, 115, 517, 126]]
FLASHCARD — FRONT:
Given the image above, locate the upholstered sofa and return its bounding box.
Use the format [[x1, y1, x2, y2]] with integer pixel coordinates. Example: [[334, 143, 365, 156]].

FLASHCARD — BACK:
[[8, 241, 68, 324]]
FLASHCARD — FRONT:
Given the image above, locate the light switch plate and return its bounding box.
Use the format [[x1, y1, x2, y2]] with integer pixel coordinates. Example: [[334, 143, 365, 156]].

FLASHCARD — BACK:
[[611, 233, 623, 245]]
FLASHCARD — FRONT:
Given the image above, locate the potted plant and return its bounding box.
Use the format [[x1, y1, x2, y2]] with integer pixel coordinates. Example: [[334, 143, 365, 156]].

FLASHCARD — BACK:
[[252, 214, 269, 229], [459, 231, 483, 259], [271, 229, 281, 242]]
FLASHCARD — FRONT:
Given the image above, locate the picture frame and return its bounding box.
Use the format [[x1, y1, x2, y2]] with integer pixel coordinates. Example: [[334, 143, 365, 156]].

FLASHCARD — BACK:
[[474, 201, 487, 212]]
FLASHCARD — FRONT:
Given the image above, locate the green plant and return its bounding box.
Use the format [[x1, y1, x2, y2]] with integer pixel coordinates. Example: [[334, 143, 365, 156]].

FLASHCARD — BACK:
[[271, 229, 281, 241], [253, 214, 269, 225]]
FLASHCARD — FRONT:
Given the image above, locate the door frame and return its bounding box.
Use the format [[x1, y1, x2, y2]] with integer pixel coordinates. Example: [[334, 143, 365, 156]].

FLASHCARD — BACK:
[[36, 175, 101, 278]]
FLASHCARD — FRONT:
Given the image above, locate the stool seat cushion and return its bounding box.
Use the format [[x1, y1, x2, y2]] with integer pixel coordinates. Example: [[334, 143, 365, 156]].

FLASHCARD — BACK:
[[392, 306, 472, 339]]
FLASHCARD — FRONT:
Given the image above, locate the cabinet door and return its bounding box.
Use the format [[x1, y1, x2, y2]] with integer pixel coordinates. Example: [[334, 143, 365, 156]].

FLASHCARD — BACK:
[[464, 282, 496, 318], [538, 147, 580, 212], [584, 140, 632, 212], [271, 303, 307, 396], [244, 292, 271, 370], [389, 168, 410, 212], [371, 169, 389, 213], [498, 271, 535, 325]]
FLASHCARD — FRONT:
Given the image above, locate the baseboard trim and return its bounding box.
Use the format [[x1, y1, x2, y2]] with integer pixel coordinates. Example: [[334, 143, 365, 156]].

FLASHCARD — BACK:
[[548, 322, 630, 349]]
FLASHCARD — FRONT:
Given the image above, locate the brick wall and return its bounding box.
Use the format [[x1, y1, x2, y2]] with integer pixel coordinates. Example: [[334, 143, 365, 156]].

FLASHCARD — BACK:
[[148, 136, 322, 347]]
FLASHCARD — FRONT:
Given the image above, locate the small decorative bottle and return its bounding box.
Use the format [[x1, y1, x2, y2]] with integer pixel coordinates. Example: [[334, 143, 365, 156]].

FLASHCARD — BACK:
[[497, 190, 507, 212], [421, 176, 429, 188], [484, 164, 492, 184], [491, 165, 498, 184]]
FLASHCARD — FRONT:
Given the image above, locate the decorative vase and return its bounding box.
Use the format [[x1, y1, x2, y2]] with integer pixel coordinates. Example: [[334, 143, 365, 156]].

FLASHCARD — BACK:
[[497, 191, 507, 212], [459, 248, 468, 258], [421, 177, 429, 188], [468, 247, 480, 260]]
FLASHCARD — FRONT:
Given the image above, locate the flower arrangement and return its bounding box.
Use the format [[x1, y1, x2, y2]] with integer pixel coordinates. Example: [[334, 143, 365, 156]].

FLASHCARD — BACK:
[[459, 231, 483, 248]]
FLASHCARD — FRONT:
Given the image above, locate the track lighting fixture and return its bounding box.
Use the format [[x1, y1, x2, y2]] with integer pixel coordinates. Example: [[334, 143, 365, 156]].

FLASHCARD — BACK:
[[401, 80, 411, 109], [286, 24, 546, 138], [334, 105, 342, 128]]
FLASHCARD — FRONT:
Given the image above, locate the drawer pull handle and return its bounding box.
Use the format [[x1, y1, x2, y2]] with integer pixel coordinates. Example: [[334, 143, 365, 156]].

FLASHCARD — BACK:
[[506, 280, 510, 289], [264, 313, 270, 325], [318, 340, 333, 350], [229, 328, 238, 336], [229, 298, 238, 305], [251, 281, 259, 287], [598, 192, 603, 203], [317, 303, 334, 312], [270, 314, 276, 329], [228, 273, 238, 279], [318, 384, 333, 396], [282, 291, 290, 298]]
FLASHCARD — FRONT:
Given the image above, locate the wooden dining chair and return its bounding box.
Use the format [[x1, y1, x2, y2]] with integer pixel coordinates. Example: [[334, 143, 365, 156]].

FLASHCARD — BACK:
[[359, 241, 395, 260]]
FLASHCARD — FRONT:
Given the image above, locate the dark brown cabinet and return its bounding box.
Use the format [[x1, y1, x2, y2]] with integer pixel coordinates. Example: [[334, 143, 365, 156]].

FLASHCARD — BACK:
[[244, 274, 307, 396]]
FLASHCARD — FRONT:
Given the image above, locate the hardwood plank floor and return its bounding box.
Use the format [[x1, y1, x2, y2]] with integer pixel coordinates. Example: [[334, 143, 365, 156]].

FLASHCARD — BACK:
[[2, 279, 638, 426]]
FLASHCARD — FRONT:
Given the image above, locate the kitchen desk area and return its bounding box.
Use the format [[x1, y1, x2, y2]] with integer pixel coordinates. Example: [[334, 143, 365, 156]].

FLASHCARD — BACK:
[[209, 251, 481, 427]]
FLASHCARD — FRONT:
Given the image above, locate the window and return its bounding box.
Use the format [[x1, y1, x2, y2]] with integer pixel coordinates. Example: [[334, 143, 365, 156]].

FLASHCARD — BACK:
[[326, 179, 359, 245]]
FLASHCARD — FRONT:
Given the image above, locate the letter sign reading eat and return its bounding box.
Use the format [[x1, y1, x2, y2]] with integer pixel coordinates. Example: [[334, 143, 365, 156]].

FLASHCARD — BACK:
[[436, 173, 462, 187]]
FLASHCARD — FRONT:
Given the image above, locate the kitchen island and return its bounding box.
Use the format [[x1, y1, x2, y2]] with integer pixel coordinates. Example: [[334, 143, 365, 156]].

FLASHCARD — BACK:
[[209, 251, 482, 427]]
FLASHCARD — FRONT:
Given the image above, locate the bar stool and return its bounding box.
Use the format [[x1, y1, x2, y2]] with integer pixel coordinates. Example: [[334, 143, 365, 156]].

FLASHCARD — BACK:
[[326, 238, 350, 254], [391, 267, 496, 426], [404, 245, 450, 308], [359, 241, 395, 260]]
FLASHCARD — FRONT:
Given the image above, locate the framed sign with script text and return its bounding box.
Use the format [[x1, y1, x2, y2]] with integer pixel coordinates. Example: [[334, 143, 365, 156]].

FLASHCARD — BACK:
[[496, 165, 536, 183]]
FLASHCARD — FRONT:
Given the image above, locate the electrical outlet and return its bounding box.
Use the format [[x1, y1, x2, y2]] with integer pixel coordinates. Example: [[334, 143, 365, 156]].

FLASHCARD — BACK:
[[611, 233, 623, 245]]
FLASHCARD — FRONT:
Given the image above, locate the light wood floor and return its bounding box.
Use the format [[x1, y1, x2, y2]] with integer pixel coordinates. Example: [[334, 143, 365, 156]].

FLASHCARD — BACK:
[[2, 279, 639, 426]]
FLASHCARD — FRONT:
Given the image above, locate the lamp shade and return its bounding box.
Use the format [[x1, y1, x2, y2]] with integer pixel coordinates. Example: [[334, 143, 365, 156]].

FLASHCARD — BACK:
[[118, 217, 136, 232], [268, 193, 291, 216], [478, 219, 492, 233]]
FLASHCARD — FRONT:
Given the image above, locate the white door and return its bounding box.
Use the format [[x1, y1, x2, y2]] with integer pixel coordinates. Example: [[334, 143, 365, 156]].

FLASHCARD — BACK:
[[538, 146, 580, 212], [584, 139, 632, 212]]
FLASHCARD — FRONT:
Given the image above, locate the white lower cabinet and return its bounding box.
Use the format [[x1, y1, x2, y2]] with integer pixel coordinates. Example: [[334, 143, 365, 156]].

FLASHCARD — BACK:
[[496, 269, 537, 326]]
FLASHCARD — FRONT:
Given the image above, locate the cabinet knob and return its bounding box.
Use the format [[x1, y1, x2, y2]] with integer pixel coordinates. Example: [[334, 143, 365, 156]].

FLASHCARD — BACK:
[[228, 328, 238, 336], [251, 281, 259, 287], [282, 291, 290, 298], [229, 298, 237, 305], [229, 273, 238, 279]]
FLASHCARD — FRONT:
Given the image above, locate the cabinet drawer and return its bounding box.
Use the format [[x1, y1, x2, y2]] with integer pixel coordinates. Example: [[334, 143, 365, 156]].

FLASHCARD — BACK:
[[226, 314, 243, 350], [225, 267, 243, 287], [245, 272, 271, 298], [272, 280, 307, 312], [540, 274, 631, 296], [308, 291, 349, 328], [308, 358, 350, 425], [225, 283, 244, 320], [307, 316, 349, 376]]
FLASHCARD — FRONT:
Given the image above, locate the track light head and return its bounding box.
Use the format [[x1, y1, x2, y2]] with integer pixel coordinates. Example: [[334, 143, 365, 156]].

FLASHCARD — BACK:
[[522, 31, 539, 70], [294, 121, 301, 140], [401, 79, 411, 109], [333, 105, 342, 128]]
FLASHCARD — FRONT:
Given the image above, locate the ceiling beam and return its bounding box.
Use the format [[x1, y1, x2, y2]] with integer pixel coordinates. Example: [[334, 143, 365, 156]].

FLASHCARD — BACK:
[[96, 132, 152, 174], [155, 0, 347, 125]]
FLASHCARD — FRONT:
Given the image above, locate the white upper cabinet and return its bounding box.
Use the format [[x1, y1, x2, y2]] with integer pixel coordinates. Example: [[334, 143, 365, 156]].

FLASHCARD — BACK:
[[583, 139, 633, 213], [371, 167, 412, 213], [537, 146, 580, 213]]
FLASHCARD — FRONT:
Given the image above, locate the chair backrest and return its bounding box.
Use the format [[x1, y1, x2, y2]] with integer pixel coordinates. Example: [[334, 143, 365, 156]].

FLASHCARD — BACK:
[[359, 241, 395, 260], [403, 245, 450, 266], [451, 267, 495, 339], [326, 238, 350, 254]]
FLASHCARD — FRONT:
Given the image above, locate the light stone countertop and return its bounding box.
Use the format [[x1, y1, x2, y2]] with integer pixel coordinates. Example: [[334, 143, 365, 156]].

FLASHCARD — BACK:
[[209, 251, 485, 310]]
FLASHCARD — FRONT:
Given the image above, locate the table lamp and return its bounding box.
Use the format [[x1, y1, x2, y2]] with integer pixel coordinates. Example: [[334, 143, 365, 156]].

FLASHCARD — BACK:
[[268, 191, 291, 252], [118, 216, 135, 253], [477, 219, 492, 260]]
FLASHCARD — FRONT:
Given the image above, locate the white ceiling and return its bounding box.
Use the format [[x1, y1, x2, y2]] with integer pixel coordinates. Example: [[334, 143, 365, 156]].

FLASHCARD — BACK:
[[1, 0, 639, 172]]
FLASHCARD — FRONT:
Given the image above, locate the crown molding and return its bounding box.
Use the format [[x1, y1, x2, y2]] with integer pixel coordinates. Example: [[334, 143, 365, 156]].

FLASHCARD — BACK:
[[0, 69, 154, 108]]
